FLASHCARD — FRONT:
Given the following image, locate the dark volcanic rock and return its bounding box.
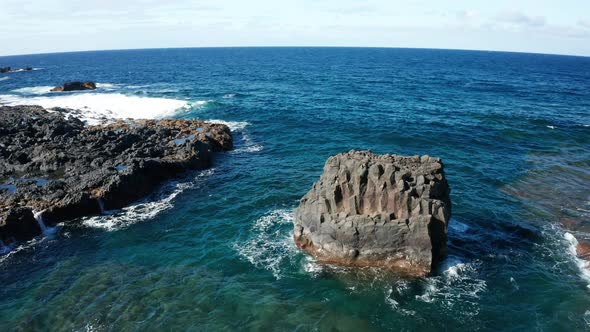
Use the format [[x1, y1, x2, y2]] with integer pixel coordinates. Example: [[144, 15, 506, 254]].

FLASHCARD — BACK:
[[0, 207, 40, 241], [293, 150, 452, 276], [51, 81, 97, 92], [0, 66, 33, 73], [0, 105, 232, 244]]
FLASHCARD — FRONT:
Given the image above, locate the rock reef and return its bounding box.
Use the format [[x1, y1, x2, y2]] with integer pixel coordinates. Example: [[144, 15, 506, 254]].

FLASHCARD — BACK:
[[51, 81, 97, 92], [294, 150, 451, 276], [0, 105, 232, 244], [0, 66, 33, 73]]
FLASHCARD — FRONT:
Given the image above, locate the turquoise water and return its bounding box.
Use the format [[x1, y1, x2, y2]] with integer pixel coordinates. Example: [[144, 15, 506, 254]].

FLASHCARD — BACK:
[[0, 48, 589, 331]]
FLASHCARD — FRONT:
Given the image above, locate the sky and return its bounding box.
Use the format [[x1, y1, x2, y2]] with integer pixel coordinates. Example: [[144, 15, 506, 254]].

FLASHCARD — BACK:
[[1, 0, 589, 56]]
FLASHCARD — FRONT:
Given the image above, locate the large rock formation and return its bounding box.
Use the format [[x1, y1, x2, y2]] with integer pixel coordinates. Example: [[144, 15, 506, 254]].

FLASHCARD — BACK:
[[294, 150, 451, 276], [51, 81, 96, 92], [0, 105, 232, 244]]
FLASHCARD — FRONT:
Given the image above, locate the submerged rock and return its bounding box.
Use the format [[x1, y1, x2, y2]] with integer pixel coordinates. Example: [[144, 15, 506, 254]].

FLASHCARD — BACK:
[[51, 81, 96, 92], [0, 105, 232, 243], [294, 150, 451, 276], [0, 66, 34, 73]]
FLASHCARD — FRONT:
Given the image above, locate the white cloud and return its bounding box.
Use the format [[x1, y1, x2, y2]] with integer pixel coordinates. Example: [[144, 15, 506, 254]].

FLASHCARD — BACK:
[[456, 10, 479, 21], [495, 10, 546, 27], [1, 1, 590, 56]]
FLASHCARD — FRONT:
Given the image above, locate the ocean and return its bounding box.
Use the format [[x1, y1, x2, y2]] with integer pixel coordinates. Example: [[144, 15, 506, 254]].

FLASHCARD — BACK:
[[0, 47, 589, 331]]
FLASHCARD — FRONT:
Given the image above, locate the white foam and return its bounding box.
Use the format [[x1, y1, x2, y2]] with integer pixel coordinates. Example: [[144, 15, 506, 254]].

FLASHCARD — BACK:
[[443, 261, 467, 280], [385, 287, 401, 308], [0, 93, 189, 125], [0, 76, 9, 82], [234, 144, 264, 153], [184, 100, 212, 110], [564, 232, 590, 287], [82, 169, 214, 231], [0, 237, 42, 265], [449, 219, 469, 233], [208, 123, 263, 154], [383, 281, 416, 315], [233, 209, 297, 279], [95, 83, 120, 90], [207, 119, 251, 131], [302, 255, 323, 276], [11, 86, 54, 95], [547, 125, 556, 129], [9, 83, 120, 96], [415, 257, 486, 315]]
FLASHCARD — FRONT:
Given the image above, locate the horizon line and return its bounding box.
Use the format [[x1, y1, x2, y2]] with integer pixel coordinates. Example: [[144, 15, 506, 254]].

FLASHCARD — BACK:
[[0, 45, 589, 59]]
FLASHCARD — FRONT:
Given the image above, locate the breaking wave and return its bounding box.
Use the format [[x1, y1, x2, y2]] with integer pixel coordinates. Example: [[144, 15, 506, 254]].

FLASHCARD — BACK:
[[81, 169, 215, 231], [0, 92, 189, 125], [207, 119, 251, 131], [564, 232, 590, 287], [11, 86, 55, 95]]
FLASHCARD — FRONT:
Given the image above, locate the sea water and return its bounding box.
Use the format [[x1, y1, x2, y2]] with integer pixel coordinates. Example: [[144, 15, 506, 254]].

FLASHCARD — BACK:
[[0, 48, 589, 331]]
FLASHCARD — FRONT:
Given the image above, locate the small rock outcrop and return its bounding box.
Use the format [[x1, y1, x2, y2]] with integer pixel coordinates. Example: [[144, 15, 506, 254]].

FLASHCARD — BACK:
[[0, 66, 34, 73], [0, 105, 232, 244], [51, 81, 96, 92], [294, 150, 451, 276]]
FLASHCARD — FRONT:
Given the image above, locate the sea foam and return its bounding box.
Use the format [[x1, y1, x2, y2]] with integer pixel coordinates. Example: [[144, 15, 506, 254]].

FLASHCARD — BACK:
[[11, 86, 55, 95], [0, 92, 189, 125], [415, 257, 487, 316], [82, 169, 215, 231], [564, 232, 590, 287], [233, 209, 297, 279]]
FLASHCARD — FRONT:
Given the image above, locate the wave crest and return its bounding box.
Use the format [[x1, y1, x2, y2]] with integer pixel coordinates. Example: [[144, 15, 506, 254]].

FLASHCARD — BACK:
[[0, 93, 189, 125]]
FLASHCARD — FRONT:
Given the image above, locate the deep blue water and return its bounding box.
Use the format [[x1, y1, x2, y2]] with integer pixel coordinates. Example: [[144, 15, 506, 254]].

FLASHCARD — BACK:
[[1, 48, 590, 331]]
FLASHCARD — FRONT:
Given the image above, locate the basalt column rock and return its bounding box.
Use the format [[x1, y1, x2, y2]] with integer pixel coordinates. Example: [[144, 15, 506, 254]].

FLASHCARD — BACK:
[[294, 150, 451, 276]]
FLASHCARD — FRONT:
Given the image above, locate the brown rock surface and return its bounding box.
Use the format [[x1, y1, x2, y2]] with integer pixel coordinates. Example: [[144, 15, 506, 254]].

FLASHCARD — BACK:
[[293, 150, 452, 276]]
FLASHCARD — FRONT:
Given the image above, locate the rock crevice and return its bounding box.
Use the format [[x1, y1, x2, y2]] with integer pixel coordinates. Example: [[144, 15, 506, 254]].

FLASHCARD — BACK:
[[294, 150, 451, 276]]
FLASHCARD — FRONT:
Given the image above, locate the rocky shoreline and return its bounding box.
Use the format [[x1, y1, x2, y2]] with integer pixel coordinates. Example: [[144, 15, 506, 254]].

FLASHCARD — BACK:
[[0, 105, 232, 244]]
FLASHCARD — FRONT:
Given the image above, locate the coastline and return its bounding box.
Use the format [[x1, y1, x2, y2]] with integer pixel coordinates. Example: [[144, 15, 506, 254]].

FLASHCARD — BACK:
[[0, 105, 232, 245]]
